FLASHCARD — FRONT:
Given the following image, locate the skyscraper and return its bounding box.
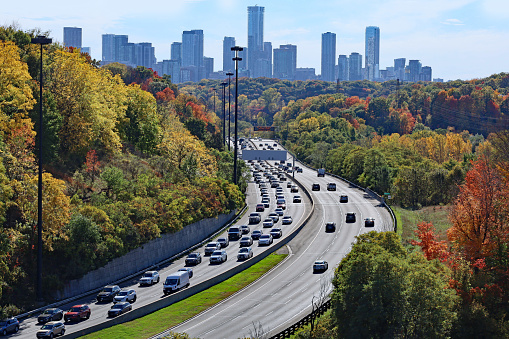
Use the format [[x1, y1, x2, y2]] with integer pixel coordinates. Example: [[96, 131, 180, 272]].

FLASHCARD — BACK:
[[204, 57, 214, 78], [63, 27, 82, 48], [171, 42, 182, 65], [223, 37, 235, 72], [321, 32, 336, 82], [365, 26, 380, 80], [349, 52, 363, 81], [182, 30, 205, 81], [337, 55, 349, 81], [408, 60, 422, 82], [273, 44, 297, 80], [394, 58, 406, 81], [247, 6, 271, 78]]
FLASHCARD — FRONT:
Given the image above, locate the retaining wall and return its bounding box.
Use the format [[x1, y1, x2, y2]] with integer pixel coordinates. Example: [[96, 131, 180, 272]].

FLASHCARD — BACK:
[[57, 211, 236, 300]]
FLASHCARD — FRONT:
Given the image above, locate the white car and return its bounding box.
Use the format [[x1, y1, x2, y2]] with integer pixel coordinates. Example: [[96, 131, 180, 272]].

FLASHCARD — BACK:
[[258, 234, 273, 245], [139, 271, 160, 286], [237, 247, 253, 260], [313, 260, 328, 273], [262, 218, 274, 228], [113, 289, 137, 303], [210, 250, 227, 263], [282, 216, 293, 225]]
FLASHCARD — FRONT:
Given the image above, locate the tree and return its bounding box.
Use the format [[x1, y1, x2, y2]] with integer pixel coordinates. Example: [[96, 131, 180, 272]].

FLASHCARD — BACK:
[[448, 156, 509, 260], [410, 222, 449, 262], [332, 232, 458, 339]]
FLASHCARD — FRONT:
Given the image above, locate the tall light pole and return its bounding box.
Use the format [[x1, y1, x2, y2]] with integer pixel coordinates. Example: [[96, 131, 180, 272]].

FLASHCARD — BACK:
[[226, 72, 233, 151], [31, 35, 52, 301], [221, 82, 227, 149], [231, 46, 243, 185]]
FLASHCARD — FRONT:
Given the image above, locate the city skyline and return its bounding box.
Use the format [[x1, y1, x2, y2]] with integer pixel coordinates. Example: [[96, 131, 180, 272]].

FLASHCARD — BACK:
[[2, 0, 509, 81]]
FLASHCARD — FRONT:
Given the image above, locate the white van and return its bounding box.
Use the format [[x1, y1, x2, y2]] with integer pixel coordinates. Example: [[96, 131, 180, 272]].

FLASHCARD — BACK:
[[163, 271, 190, 295]]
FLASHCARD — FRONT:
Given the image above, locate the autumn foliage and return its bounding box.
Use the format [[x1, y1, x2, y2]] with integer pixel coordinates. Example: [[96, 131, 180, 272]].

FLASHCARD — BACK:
[[411, 222, 449, 262]]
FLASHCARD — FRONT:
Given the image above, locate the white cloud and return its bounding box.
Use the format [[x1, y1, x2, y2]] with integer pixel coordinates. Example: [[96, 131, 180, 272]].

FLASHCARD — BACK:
[[442, 18, 465, 25]]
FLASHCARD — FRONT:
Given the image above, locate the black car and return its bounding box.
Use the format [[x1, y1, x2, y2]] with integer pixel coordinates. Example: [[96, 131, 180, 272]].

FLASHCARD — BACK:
[[325, 222, 336, 232], [107, 302, 132, 317], [339, 195, 348, 203], [312, 183, 320, 191], [185, 252, 202, 265], [97, 285, 121, 302], [240, 225, 251, 234], [38, 308, 64, 324], [365, 218, 375, 227], [293, 195, 302, 203], [327, 183, 336, 191], [240, 236, 254, 247], [251, 230, 263, 240], [346, 212, 356, 223]]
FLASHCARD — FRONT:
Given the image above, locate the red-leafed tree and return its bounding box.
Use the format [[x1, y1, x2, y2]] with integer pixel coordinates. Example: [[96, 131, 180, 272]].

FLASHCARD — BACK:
[[411, 222, 450, 262], [85, 149, 101, 184], [156, 87, 175, 103]]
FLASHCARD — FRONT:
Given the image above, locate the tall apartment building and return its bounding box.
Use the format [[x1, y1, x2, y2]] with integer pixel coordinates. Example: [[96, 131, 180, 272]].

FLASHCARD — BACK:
[[204, 57, 214, 78], [223, 37, 235, 72], [63, 27, 82, 48], [273, 44, 297, 80], [337, 55, 349, 81], [321, 32, 336, 82], [171, 42, 182, 65], [101, 34, 156, 69], [421, 66, 432, 81], [349, 52, 363, 81], [365, 26, 380, 80], [408, 60, 422, 82], [247, 6, 271, 78], [182, 30, 205, 82], [394, 58, 406, 81]]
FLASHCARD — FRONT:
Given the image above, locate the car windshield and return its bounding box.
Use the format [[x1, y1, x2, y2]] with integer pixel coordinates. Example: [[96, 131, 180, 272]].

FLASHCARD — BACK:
[[188, 253, 197, 258], [41, 324, 55, 330], [143, 272, 153, 277], [212, 251, 222, 255], [118, 291, 128, 296], [112, 304, 124, 309], [206, 243, 217, 247], [166, 278, 178, 285], [102, 287, 113, 292], [240, 248, 248, 253], [253, 231, 261, 234], [42, 310, 54, 315], [69, 307, 81, 312], [260, 235, 270, 239], [229, 228, 239, 232]]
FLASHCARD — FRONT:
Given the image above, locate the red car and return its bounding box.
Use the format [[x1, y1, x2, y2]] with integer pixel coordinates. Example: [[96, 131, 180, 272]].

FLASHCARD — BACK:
[[64, 305, 91, 322]]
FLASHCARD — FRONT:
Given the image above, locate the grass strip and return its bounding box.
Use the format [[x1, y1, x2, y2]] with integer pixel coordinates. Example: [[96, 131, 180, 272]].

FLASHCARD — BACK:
[[82, 253, 287, 339]]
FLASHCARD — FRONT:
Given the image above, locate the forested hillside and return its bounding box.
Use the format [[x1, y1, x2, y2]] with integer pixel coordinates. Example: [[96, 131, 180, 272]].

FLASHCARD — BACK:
[[0, 26, 245, 316]]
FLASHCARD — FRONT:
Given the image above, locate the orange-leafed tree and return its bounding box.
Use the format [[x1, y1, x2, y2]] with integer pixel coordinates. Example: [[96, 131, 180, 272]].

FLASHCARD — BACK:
[[411, 222, 450, 262], [448, 155, 509, 260]]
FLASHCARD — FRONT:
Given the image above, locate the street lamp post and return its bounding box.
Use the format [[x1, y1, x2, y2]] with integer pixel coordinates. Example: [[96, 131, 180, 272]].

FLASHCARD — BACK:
[[221, 82, 227, 149], [231, 46, 243, 185], [31, 35, 52, 301], [226, 72, 233, 151]]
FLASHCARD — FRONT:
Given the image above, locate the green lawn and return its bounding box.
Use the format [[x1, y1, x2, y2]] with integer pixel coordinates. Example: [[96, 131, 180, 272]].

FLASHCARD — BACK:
[[82, 253, 287, 339], [392, 205, 452, 243]]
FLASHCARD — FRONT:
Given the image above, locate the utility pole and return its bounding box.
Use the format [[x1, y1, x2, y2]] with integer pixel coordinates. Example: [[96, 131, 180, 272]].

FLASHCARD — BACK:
[[396, 78, 400, 109], [226, 72, 233, 151], [231, 47, 243, 185]]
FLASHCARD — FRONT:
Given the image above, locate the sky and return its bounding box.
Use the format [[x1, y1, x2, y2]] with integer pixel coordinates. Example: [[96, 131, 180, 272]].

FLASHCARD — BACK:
[[2, 0, 509, 81]]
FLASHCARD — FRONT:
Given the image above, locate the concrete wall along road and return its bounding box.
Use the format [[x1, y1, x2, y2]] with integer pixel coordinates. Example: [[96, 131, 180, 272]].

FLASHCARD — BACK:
[[57, 211, 236, 300]]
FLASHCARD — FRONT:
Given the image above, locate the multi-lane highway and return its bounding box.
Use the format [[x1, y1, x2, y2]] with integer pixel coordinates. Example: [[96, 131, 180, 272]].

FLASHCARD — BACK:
[[165, 139, 393, 338], [13, 139, 314, 338]]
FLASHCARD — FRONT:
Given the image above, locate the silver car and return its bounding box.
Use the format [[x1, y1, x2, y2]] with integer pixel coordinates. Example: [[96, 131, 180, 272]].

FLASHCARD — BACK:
[[237, 247, 253, 260], [36, 321, 65, 338]]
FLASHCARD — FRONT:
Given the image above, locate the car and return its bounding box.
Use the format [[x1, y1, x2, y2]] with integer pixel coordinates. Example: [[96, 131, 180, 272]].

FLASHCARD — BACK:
[[217, 237, 229, 248], [240, 236, 254, 247], [260, 188, 268, 195], [205, 242, 221, 255], [312, 183, 320, 191], [185, 252, 202, 265], [258, 234, 273, 245], [262, 218, 274, 228], [64, 305, 91, 322], [275, 187, 284, 194], [365, 218, 375, 227], [268, 212, 280, 223], [178, 267, 194, 278], [346, 212, 356, 223], [296, 167, 303, 173], [0, 318, 19, 335], [313, 260, 328, 273], [276, 194, 285, 201], [271, 182, 280, 188], [249, 213, 261, 224], [282, 216, 293, 225], [251, 230, 263, 240], [270, 228, 283, 238], [325, 222, 336, 232], [287, 182, 293, 188], [36, 321, 65, 338], [277, 199, 287, 210], [339, 194, 348, 203], [327, 183, 337, 191], [291, 185, 299, 193], [228, 226, 243, 240], [261, 193, 269, 199], [210, 250, 227, 263], [139, 271, 160, 286], [113, 289, 137, 303], [275, 208, 284, 216], [256, 203, 265, 212], [273, 143, 277, 147], [107, 302, 132, 317], [240, 225, 251, 234], [38, 308, 64, 324], [261, 198, 270, 208], [317, 168, 325, 177], [237, 247, 254, 261], [280, 175, 287, 181], [293, 195, 302, 203], [96, 285, 121, 302]]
